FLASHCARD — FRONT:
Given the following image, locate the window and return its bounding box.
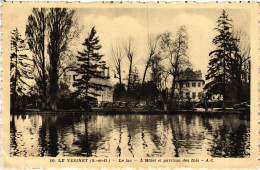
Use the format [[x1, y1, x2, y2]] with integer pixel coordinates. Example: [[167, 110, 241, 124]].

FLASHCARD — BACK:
[[198, 83, 201, 87], [73, 75, 77, 81], [192, 83, 196, 87], [186, 83, 190, 87], [198, 92, 202, 99], [186, 92, 190, 98], [192, 92, 196, 99]]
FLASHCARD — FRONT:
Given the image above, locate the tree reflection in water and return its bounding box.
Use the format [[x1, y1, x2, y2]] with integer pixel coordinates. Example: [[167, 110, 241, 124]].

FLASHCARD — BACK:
[[10, 113, 250, 157]]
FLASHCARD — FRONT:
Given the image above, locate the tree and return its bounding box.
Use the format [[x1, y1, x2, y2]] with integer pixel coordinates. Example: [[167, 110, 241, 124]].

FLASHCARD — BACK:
[[111, 43, 123, 86], [26, 8, 79, 110], [123, 37, 135, 91], [204, 10, 237, 109], [157, 26, 189, 101], [142, 82, 160, 102], [47, 8, 77, 110], [26, 8, 48, 109], [113, 83, 127, 101], [73, 27, 107, 110], [10, 28, 34, 110], [140, 35, 158, 100], [125, 67, 141, 101], [129, 67, 140, 91], [229, 29, 251, 101], [150, 54, 167, 101]]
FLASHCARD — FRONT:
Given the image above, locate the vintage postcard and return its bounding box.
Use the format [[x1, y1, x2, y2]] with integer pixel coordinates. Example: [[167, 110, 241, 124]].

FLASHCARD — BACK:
[[1, 1, 259, 169]]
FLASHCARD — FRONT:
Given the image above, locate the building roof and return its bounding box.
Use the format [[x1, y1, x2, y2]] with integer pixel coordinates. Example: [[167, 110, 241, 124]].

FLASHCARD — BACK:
[[178, 67, 204, 82]]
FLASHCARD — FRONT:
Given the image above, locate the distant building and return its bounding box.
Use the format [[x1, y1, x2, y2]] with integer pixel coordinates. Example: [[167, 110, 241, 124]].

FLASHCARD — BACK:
[[68, 67, 113, 104], [175, 68, 205, 102], [89, 76, 113, 104]]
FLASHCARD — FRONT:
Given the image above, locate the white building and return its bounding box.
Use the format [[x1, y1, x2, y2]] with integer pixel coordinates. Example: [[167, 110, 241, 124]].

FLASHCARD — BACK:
[[89, 77, 113, 104], [67, 67, 113, 104], [175, 68, 205, 102]]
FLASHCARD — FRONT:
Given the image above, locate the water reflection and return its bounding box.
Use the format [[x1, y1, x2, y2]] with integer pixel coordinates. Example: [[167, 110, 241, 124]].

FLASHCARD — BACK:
[[10, 113, 250, 157]]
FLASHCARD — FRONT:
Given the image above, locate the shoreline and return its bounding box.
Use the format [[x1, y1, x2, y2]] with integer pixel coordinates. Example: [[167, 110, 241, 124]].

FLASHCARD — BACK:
[[12, 108, 249, 115]]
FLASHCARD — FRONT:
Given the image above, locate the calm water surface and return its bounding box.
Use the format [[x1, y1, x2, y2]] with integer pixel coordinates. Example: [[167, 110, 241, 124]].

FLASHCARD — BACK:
[[10, 113, 250, 157]]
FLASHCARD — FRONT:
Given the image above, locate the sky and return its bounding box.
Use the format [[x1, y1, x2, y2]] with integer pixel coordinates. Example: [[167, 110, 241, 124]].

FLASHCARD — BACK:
[[5, 7, 250, 84]]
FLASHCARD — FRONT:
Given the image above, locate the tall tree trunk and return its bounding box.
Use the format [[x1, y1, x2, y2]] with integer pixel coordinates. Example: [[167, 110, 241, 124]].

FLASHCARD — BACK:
[[42, 12, 47, 110], [85, 52, 90, 111], [127, 58, 132, 91], [139, 60, 150, 101], [13, 48, 18, 110], [119, 64, 122, 86], [50, 56, 58, 110], [222, 47, 226, 110], [237, 58, 245, 101], [178, 83, 183, 105], [85, 82, 89, 111], [170, 54, 180, 100]]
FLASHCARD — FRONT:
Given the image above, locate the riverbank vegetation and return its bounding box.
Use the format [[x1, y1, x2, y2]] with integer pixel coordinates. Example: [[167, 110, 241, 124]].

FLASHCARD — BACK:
[[204, 10, 250, 109], [10, 9, 250, 113]]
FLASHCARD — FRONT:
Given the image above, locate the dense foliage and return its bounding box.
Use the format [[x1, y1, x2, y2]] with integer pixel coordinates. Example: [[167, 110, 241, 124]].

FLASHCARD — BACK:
[[73, 27, 108, 109], [205, 10, 250, 106]]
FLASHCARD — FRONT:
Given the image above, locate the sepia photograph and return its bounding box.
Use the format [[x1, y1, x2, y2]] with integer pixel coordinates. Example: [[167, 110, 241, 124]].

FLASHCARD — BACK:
[[1, 2, 259, 169]]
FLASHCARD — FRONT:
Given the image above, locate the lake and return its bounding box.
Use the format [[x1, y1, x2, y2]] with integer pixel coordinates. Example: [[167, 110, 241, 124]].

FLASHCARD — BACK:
[[10, 113, 250, 157]]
